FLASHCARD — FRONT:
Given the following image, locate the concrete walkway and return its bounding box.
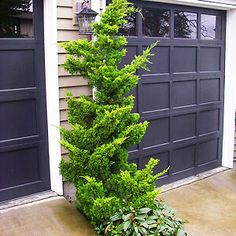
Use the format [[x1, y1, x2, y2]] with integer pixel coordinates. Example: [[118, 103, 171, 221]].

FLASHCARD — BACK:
[[160, 170, 236, 236], [0, 170, 236, 236]]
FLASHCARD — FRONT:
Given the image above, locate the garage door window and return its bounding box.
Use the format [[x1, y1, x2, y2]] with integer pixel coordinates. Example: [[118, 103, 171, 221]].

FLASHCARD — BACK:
[[119, 5, 221, 41], [0, 0, 34, 38], [201, 14, 216, 39], [118, 13, 136, 36], [174, 11, 197, 39], [143, 8, 170, 37]]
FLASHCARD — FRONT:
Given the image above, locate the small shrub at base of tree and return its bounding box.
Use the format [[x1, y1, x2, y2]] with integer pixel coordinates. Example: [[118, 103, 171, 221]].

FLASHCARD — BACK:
[[59, 0, 187, 235], [97, 200, 186, 236]]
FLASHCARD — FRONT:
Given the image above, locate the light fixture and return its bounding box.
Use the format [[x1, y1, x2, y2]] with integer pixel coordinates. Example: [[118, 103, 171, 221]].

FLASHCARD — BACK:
[[76, 0, 98, 35]]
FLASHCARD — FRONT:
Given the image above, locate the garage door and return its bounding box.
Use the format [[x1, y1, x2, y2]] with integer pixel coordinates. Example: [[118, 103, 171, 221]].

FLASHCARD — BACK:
[[0, 0, 50, 201], [118, 1, 226, 185]]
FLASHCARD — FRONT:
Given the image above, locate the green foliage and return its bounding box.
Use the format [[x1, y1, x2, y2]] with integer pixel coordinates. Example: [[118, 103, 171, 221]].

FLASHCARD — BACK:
[[97, 201, 187, 236], [106, 159, 165, 209], [59, 0, 186, 234]]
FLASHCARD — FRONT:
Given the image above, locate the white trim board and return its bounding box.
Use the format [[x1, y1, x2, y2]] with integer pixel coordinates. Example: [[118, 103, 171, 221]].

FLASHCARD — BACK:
[[44, 0, 63, 195], [94, 0, 236, 169], [222, 8, 236, 168]]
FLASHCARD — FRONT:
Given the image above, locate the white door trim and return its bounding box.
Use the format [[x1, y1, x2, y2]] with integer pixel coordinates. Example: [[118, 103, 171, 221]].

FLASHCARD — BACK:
[[44, 0, 63, 195], [222, 9, 236, 168]]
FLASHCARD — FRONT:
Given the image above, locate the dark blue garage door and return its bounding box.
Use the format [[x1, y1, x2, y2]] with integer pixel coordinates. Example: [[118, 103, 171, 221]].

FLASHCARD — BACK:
[[0, 0, 50, 201], [116, 1, 226, 185]]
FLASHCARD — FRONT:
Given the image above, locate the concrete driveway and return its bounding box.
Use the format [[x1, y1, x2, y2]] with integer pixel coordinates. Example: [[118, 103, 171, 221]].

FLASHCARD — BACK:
[[160, 170, 236, 236], [0, 170, 236, 236], [0, 197, 96, 236]]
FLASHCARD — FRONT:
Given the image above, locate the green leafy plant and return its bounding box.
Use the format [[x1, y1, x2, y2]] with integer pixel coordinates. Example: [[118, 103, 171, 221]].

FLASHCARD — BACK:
[[59, 0, 186, 234], [97, 201, 186, 236]]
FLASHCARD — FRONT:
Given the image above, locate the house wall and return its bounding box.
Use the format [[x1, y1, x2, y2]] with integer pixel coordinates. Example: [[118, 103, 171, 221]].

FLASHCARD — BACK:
[[57, 0, 92, 157], [56, 0, 93, 199]]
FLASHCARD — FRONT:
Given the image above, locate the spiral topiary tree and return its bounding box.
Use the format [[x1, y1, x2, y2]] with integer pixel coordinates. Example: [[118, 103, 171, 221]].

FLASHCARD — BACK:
[[59, 0, 186, 235]]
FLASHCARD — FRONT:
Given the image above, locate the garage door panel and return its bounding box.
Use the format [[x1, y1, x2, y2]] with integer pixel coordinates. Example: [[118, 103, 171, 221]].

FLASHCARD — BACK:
[[0, 147, 40, 189], [173, 113, 196, 142], [197, 139, 219, 165], [173, 47, 197, 73], [143, 118, 170, 148], [200, 47, 221, 71], [199, 109, 219, 135], [0, 50, 35, 90], [173, 80, 197, 107], [142, 46, 170, 74], [141, 82, 170, 113], [0, 99, 37, 141], [200, 78, 220, 104], [171, 145, 195, 174]]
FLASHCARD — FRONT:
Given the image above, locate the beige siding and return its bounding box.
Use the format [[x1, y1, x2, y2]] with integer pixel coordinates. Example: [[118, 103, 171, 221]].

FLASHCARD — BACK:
[[57, 1, 92, 159]]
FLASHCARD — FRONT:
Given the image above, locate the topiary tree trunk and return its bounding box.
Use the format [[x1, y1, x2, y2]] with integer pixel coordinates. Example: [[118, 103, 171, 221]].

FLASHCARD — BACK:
[[59, 0, 184, 235]]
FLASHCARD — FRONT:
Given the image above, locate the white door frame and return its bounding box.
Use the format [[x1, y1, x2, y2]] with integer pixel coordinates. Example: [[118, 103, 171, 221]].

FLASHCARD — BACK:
[[222, 9, 236, 168], [43, 0, 63, 195]]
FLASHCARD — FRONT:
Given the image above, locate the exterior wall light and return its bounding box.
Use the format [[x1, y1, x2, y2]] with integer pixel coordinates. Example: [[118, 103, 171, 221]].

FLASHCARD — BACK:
[[76, 0, 98, 35]]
